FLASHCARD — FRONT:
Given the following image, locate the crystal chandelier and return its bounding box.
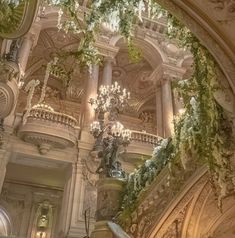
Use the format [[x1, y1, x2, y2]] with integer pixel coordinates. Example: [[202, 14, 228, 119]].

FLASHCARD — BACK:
[[89, 81, 130, 121], [89, 82, 131, 178]]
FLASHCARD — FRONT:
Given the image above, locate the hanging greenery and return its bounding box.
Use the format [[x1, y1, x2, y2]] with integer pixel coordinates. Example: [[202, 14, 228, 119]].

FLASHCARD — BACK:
[[117, 11, 234, 228], [168, 15, 234, 205], [117, 138, 175, 228], [48, 0, 166, 64], [44, 0, 234, 228], [0, 0, 22, 34]]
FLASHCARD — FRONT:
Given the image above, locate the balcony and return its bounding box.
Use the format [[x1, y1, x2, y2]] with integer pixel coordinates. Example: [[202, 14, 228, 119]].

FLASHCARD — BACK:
[[18, 104, 79, 154], [131, 130, 160, 146], [122, 130, 162, 166]]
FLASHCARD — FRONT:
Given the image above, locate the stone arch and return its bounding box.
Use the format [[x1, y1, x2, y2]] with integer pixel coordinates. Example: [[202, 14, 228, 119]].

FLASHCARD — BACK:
[[155, 0, 235, 95], [145, 166, 235, 238], [110, 35, 167, 68], [146, 167, 208, 238], [40, 9, 85, 30], [23, 25, 84, 101], [182, 182, 235, 238], [208, 206, 235, 238]]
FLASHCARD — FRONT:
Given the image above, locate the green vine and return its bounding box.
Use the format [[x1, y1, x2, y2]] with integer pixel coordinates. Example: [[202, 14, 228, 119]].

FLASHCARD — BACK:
[[49, 0, 163, 64], [117, 138, 175, 228], [117, 10, 234, 229], [46, 0, 234, 228], [167, 15, 234, 192], [0, 0, 22, 35]]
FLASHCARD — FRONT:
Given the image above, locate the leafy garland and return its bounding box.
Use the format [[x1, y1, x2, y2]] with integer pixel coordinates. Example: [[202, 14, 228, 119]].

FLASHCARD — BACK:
[[47, 0, 234, 228], [49, 0, 161, 65], [118, 138, 175, 228], [168, 15, 234, 205], [117, 13, 234, 228]]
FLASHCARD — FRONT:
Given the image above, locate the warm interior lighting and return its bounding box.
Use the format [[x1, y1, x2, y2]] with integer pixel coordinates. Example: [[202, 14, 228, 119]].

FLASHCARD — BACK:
[[178, 108, 186, 115], [32, 103, 54, 112], [36, 231, 46, 238]]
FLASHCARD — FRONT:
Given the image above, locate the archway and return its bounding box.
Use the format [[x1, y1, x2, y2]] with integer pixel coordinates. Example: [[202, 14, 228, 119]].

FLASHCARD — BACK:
[[155, 0, 235, 95]]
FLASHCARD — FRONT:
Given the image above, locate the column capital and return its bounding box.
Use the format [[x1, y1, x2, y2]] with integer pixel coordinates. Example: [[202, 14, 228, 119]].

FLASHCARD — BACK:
[[162, 63, 186, 81], [95, 40, 119, 59], [103, 56, 116, 64]]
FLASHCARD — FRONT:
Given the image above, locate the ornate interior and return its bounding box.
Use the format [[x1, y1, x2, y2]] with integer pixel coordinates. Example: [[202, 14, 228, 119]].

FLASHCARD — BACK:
[[0, 1, 234, 238]]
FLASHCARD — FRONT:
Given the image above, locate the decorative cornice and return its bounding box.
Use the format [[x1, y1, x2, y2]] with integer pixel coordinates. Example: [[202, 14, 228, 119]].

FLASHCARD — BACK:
[[162, 63, 186, 80], [95, 41, 120, 59]]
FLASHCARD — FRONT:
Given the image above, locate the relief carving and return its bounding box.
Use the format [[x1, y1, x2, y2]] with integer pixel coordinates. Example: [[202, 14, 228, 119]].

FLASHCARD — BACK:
[[127, 165, 207, 238], [83, 183, 97, 219], [208, 0, 235, 22]]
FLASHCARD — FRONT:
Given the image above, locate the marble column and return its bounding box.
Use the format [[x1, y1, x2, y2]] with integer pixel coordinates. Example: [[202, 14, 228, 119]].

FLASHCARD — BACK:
[[18, 22, 41, 73], [156, 85, 163, 137], [0, 149, 10, 194], [59, 163, 76, 237], [161, 77, 174, 138], [0, 39, 12, 57], [17, 35, 34, 73], [4, 23, 41, 127], [102, 57, 113, 86], [64, 151, 91, 238], [83, 64, 100, 127]]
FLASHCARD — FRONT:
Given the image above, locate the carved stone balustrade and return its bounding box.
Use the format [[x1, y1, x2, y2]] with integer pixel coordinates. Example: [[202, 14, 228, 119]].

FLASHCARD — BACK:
[[137, 16, 167, 34], [18, 107, 79, 154], [122, 130, 162, 166], [131, 130, 161, 146]]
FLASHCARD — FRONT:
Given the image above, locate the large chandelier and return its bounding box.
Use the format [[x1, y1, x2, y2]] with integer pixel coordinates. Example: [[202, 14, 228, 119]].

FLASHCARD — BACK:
[[89, 82, 131, 178]]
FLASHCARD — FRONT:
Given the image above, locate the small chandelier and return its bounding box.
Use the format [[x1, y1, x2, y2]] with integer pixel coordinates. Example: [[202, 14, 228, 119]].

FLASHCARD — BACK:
[[89, 81, 130, 121]]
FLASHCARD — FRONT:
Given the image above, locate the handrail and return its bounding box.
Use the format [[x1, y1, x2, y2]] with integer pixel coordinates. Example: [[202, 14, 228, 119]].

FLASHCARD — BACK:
[[130, 130, 162, 145]]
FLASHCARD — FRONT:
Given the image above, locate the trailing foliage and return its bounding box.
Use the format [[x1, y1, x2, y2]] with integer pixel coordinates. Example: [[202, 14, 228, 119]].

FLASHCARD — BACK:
[[169, 16, 234, 206], [49, 0, 165, 64], [46, 0, 233, 228], [117, 12, 234, 228], [117, 138, 175, 228]]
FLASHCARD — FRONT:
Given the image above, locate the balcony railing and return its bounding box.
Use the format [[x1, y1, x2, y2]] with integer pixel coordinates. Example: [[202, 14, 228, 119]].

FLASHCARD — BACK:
[[130, 130, 161, 146], [28, 107, 77, 128]]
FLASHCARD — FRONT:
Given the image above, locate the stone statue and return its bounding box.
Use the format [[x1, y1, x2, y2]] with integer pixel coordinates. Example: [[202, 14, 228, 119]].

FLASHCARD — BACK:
[[96, 135, 126, 179], [5, 39, 21, 63], [111, 161, 127, 179], [0, 39, 21, 83]]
